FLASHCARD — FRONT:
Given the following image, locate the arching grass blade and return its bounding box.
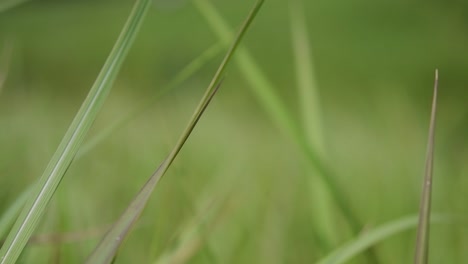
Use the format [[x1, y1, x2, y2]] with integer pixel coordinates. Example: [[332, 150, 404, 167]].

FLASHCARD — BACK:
[[0, 0, 152, 263], [317, 214, 450, 264]]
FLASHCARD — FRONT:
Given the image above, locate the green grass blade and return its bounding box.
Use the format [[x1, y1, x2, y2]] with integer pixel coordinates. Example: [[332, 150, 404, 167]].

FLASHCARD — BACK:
[[0, 0, 152, 262], [193, 0, 363, 237], [0, 42, 222, 251], [77, 42, 223, 156], [414, 69, 439, 264], [317, 214, 450, 264], [0, 0, 30, 13], [85, 1, 264, 263], [289, 0, 337, 250]]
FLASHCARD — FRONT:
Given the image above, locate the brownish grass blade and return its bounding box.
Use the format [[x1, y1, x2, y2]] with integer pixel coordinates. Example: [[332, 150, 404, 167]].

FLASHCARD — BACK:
[[414, 69, 439, 264]]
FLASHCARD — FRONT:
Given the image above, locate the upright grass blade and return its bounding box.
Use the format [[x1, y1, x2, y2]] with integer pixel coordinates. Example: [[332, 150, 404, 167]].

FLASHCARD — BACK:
[[316, 214, 450, 264], [0, 0, 30, 13], [193, 0, 362, 238], [414, 69, 439, 264], [0, 0, 152, 263], [289, 0, 337, 250], [0, 41, 222, 249], [85, 1, 264, 263]]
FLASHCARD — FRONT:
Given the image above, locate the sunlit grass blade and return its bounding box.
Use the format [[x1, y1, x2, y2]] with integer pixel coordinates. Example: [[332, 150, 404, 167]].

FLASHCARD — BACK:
[[317, 214, 450, 264], [193, 0, 362, 238], [0, 0, 152, 262], [289, 0, 337, 250], [85, 1, 264, 263], [0, 0, 30, 13], [414, 69, 439, 264]]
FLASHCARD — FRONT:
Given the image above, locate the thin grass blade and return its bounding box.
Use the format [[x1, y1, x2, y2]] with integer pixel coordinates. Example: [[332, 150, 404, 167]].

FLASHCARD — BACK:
[[0, 0, 152, 263], [317, 214, 450, 264], [0, 41, 222, 252], [414, 69, 439, 264], [77, 42, 223, 156], [289, 0, 338, 250], [193, 0, 363, 238], [85, 2, 264, 263]]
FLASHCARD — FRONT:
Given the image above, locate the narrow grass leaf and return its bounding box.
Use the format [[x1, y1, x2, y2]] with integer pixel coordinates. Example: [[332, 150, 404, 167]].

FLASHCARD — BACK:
[[414, 69, 439, 264], [317, 214, 450, 264], [85, 2, 264, 263], [194, 0, 363, 237], [77, 42, 223, 156], [0, 41, 222, 252], [289, 0, 338, 250], [0, 0, 152, 263]]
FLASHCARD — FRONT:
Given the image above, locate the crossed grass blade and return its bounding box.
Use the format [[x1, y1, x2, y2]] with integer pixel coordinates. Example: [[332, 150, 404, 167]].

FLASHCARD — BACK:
[[0, 41, 222, 247], [85, 1, 264, 263], [193, 0, 363, 243], [0, 0, 152, 262]]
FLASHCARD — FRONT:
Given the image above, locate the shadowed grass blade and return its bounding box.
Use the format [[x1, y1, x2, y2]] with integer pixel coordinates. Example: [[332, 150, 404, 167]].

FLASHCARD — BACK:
[[85, 1, 264, 263], [317, 214, 450, 264], [193, 0, 363, 239], [414, 69, 439, 264], [0, 0, 152, 263]]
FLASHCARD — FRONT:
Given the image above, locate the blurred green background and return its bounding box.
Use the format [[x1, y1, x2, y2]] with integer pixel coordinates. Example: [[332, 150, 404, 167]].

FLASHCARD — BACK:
[[0, 0, 467, 263]]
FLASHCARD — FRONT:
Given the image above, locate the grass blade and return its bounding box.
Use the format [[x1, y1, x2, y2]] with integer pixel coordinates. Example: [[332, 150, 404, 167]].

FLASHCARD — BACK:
[[85, 1, 264, 263], [0, 0, 152, 262], [317, 214, 450, 264], [289, 0, 337, 250], [414, 69, 439, 264], [194, 0, 363, 239], [77, 42, 223, 156], [0, 41, 222, 251]]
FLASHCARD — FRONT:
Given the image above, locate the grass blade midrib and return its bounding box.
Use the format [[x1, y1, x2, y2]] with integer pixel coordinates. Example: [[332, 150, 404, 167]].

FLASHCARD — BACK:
[[0, 0, 152, 262]]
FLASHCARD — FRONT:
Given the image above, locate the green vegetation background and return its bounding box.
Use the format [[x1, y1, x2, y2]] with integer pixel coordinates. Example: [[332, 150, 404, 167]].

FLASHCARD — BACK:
[[0, 0, 467, 263]]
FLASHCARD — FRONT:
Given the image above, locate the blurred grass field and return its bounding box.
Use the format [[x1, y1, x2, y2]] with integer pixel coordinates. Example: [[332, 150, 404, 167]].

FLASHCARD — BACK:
[[1, 0, 468, 263]]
